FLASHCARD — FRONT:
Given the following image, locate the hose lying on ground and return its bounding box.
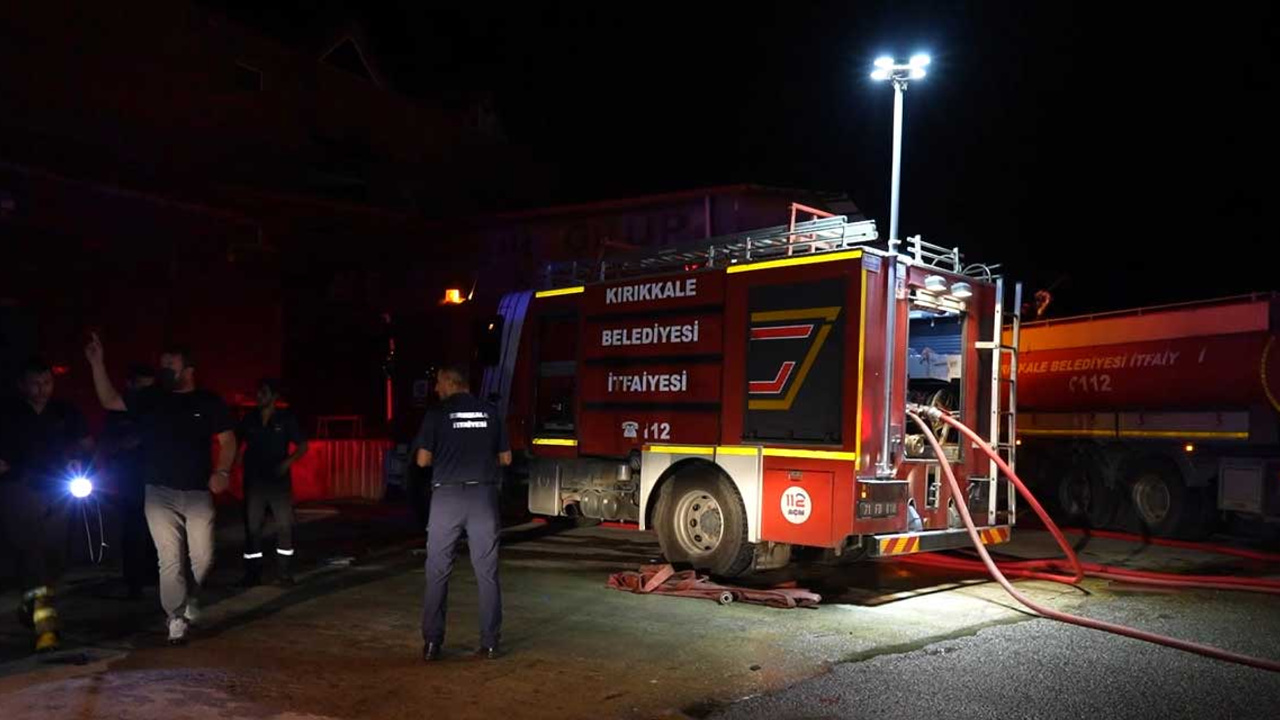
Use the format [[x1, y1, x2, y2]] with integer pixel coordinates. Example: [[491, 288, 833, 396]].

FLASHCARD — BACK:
[[905, 405, 1280, 674], [1057, 527, 1280, 564]]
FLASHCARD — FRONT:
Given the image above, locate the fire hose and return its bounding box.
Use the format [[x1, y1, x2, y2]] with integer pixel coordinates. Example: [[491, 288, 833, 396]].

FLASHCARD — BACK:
[[905, 404, 1280, 673], [1057, 527, 1280, 565]]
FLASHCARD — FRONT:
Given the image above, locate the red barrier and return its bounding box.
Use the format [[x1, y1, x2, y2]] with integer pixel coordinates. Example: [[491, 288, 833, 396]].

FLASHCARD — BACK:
[[227, 439, 391, 502]]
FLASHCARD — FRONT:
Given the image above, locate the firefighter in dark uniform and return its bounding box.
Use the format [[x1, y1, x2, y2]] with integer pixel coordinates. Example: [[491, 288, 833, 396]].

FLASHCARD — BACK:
[[0, 358, 93, 653], [413, 364, 511, 662], [235, 379, 307, 586]]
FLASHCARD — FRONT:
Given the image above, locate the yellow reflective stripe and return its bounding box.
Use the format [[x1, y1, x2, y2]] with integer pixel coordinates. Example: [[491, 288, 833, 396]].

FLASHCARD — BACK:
[[875, 536, 922, 556], [648, 445, 716, 455], [726, 249, 863, 274], [979, 527, 1010, 544], [33, 607, 58, 623], [879, 536, 912, 555], [1020, 429, 1248, 440], [1019, 429, 1115, 437], [715, 446, 761, 456], [751, 307, 842, 323], [535, 286, 585, 298], [763, 448, 857, 461], [649, 445, 858, 460], [532, 438, 578, 446], [1118, 430, 1248, 440]]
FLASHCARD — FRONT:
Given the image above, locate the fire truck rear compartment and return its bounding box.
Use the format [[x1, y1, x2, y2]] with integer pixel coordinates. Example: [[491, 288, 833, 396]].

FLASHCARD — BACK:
[[509, 218, 1019, 575]]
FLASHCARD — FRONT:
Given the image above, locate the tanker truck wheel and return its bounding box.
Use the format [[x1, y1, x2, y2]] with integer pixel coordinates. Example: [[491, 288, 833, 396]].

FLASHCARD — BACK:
[[654, 469, 753, 578], [1057, 460, 1117, 529], [1127, 458, 1210, 539]]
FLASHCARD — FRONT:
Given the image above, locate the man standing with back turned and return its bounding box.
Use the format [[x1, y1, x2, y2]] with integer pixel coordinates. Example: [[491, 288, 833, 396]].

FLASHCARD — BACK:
[[86, 334, 235, 645], [413, 365, 510, 662]]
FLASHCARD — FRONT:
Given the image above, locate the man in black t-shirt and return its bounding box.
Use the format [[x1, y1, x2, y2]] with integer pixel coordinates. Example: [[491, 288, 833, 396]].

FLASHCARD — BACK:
[[235, 378, 307, 586], [86, 334, 236, 645], [0, 358, 93, 653], [413, 365, 511, 662]]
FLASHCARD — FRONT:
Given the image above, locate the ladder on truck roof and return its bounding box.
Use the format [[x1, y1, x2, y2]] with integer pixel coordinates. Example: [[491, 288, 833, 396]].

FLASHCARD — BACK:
[[538, 216, 993, 289]]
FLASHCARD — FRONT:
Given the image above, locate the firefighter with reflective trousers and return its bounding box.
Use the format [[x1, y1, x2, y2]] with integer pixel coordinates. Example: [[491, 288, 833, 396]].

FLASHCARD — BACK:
[[236, 378, 308, 586], [413, 365, 511, 662]]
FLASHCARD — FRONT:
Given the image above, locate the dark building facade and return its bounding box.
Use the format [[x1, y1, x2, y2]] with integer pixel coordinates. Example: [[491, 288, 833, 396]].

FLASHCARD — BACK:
[[0, 2, 864, 440], [0, 0, 537, 428]]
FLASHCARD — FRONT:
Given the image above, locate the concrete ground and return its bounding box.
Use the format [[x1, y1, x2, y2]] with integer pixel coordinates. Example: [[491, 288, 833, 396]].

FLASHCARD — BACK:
[[1, 501, 1278, 720]]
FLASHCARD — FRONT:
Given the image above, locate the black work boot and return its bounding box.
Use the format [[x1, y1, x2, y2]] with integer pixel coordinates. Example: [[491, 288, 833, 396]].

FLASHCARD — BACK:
[[276, 552, 295, 586], [237, 558, 262, 587], [474, 644, 501, 660]]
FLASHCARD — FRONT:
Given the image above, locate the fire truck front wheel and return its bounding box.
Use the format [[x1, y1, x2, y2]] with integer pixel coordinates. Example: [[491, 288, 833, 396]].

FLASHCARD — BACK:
[[654, 470, 753, 578]]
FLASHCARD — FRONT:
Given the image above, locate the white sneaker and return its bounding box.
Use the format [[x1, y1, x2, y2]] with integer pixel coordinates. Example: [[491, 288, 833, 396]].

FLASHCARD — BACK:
[[182, 598, 201, 625], [167, 616, 188, 645]]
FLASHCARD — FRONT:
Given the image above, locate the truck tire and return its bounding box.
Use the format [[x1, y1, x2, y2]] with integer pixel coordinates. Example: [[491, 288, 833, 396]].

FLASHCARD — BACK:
[[1127, 457, 1209, 539], [654, 469, 754, 578], [1056, 460, 1116, 529]]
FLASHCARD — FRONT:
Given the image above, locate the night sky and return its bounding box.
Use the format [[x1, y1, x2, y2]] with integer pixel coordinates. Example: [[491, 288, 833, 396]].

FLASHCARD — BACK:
[[206, 1, 1276, 317]]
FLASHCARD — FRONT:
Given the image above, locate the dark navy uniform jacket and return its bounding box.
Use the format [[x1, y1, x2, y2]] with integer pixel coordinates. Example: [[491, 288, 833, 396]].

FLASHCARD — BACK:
[[0, 398, 89, 488], [412, 393, 508, 486], [237, 408, 305, 485]]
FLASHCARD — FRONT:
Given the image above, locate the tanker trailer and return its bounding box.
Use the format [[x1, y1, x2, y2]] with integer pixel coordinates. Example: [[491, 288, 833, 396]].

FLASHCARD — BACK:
[[1007, 293, 1280, 538]]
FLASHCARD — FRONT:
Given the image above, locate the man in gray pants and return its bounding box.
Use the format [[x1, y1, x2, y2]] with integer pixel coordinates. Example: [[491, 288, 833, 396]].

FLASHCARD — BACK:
[[86, 334, 236, 644], [413, 365, 510, 661]]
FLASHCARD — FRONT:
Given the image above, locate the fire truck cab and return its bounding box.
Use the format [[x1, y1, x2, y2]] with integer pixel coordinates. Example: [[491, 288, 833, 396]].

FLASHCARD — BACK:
[[482, 214, 1021, 575]]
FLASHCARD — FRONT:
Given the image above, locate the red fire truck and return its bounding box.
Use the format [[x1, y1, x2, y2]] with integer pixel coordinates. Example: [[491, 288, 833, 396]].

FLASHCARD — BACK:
[[478, 214, 1021, 576], [1009, 293, 1280, 539]]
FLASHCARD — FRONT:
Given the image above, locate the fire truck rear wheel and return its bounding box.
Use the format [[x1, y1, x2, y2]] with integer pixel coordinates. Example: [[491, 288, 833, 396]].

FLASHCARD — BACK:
[[655, 471, 753, 578]]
